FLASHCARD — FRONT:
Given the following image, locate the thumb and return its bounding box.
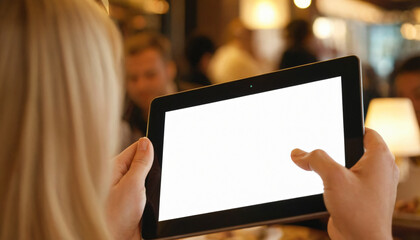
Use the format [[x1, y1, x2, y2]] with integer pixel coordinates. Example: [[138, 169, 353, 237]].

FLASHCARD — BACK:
[[291, 148, 346, 183], [128, 137, 154, 182]]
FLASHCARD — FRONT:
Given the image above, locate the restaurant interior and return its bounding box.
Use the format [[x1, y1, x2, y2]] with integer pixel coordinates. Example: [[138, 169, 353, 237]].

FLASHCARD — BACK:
[[106, 0, 420, 239]]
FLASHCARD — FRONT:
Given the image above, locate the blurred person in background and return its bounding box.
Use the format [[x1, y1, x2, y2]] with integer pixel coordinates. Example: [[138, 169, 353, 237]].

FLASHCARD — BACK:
[[278, 19, 318, 69], [208, 18, 264, 84], [390, 55, 420, 126], [122, 31, 177, 148], [182, 34, 215, 89]]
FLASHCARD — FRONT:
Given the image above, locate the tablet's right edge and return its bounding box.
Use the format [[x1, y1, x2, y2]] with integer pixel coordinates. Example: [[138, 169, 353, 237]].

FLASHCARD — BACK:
[[340, 55, 365, 168]]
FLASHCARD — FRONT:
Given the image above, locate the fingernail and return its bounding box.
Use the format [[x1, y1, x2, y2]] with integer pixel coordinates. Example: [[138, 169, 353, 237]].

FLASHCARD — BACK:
[[138, 137, 149, 151], [291, 148, 307, 158]]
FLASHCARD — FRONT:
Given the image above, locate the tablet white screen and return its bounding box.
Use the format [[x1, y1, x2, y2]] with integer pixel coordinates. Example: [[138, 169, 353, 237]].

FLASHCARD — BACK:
[[159, 76, 345, 221]]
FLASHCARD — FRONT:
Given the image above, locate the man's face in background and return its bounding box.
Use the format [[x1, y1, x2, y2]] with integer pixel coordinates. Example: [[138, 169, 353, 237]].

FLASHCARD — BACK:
[[125, 47, 175, 115], [395, 71, 420, 125]]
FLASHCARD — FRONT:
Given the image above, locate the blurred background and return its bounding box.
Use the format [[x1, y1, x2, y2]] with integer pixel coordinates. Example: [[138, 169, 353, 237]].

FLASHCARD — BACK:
[[113, 0, 420, 239], [110, 0, 420, 94]]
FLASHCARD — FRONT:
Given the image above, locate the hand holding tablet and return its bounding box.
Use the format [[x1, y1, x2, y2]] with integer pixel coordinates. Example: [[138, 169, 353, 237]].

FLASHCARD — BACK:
[[137, 56, 397, 240], [291, 129, 398, 240]]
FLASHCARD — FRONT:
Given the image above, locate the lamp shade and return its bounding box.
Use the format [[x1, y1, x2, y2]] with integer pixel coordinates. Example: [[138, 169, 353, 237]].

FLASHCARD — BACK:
[[365, 98, 420, 157]]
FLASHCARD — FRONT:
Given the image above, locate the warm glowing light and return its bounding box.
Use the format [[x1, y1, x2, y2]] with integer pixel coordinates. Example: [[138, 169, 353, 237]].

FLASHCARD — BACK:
[[240, 0, 289, 29], [401, 23, 416, 40], [415, 25, 420, 41], [366, 98, 420, 157], [313, 17, 332, 39], [333, 19, 347, 38], [317, 0, 385, 24], [144, 0, 169, 14], [294, 0, 311, 9], [255, 2, 276, 26]]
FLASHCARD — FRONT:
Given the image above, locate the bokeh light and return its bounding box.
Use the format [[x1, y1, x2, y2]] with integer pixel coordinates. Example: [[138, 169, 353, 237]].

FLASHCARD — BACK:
[[401, 23, 416, 40], [294, 0, 311, 9], [313, 17, 332, 39]]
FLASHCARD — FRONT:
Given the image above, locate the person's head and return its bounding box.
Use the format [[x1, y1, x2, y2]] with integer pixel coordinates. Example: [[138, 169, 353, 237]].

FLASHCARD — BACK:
[[185, 34, 215, 74], [124, 31, 176, 115], [226, 18, 254, 53], [391, 55, 420, 124], [284, 19, 313, 46], [0, 0, 122, 239]]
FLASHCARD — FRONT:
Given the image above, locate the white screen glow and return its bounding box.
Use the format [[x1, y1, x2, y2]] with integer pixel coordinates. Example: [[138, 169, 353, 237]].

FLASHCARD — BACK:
[[159, 77, 345, 221]]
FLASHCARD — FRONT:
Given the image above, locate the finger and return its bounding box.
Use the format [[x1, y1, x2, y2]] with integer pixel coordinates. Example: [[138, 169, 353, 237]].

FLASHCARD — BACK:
[[363, 128, 391, 154], [128, 137, 154, 181], [114, 141, 138, 171], [290, 149, 312, 171], [352, 128, 395, 174], [111, 142, 138, 184], [291, 148, 346, 183], [327, 218, 345, 240]]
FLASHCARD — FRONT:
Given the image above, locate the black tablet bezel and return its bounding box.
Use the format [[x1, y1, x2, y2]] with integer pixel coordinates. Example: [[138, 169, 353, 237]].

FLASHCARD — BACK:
[[143, 56, 364, 240]]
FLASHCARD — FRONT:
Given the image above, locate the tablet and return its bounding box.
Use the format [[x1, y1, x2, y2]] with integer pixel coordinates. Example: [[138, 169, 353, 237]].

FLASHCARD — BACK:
[[143, 56, 364, 240]]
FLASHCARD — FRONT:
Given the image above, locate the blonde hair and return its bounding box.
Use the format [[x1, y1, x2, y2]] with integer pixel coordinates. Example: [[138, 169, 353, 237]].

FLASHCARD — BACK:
[[95, 0, 110, 13], [0, 0, 123, 239]]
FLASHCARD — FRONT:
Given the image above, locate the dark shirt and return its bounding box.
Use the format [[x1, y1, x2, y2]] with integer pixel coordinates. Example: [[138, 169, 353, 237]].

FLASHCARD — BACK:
[[123, 101, 147, 136], [279, 46, 317, 69], [185, 70, 212, 86]]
